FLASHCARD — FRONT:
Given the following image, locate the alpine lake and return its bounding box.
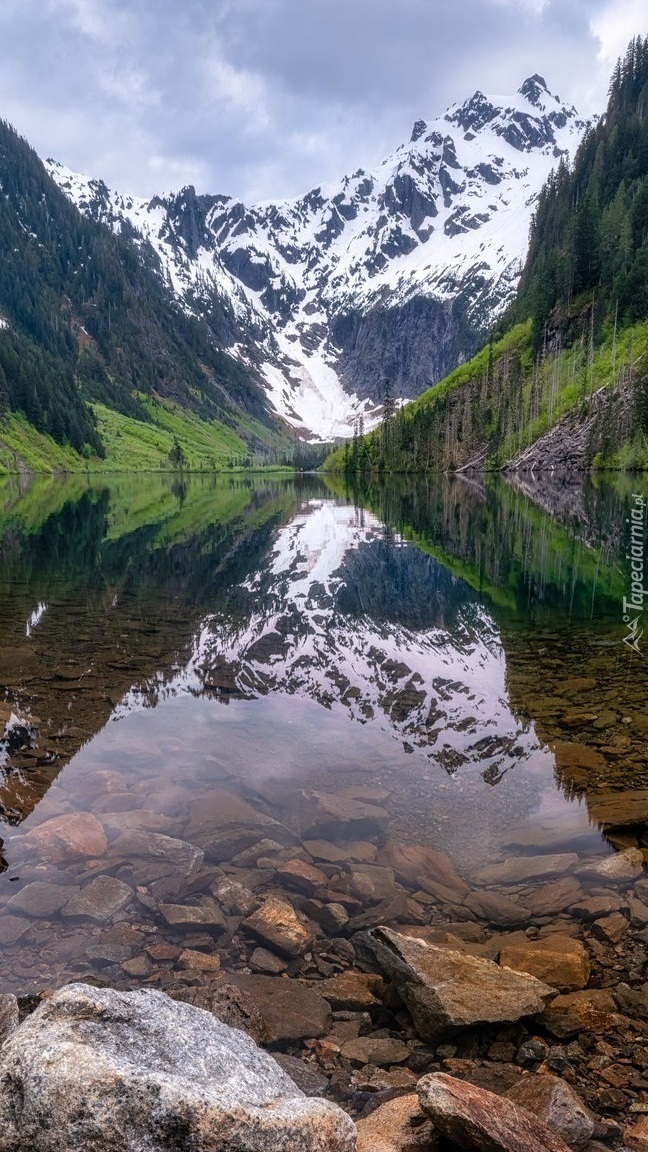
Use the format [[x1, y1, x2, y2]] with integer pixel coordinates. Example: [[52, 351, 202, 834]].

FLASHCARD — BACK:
[[1, 468, 647, 1120]]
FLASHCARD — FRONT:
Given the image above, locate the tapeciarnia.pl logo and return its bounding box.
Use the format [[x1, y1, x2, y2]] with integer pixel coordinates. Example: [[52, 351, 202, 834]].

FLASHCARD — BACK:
[[622, 493, 647, 655]]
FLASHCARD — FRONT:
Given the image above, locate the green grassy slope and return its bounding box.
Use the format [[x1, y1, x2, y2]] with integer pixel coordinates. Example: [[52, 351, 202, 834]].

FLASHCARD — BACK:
[[324, 316, 648, 473], [0, 394, 292, 476]]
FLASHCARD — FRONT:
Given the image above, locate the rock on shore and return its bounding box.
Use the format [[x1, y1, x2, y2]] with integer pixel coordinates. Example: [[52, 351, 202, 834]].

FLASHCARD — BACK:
[[0, 983, 356, 1152], [359, 926, 557, 1039]]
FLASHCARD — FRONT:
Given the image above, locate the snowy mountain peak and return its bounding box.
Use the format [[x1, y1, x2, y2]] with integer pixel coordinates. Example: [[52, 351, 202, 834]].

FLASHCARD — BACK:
[[518, 74, 551, 106], [47, 77, 588, 442]]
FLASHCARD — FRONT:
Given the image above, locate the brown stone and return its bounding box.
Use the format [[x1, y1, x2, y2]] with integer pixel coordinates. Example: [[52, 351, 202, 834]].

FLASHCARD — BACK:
[[505, 1075, 594, 1149], [179, 948, 221, 972], [121, 955, 150, 977], [576, 847, 644, 884], [539, 990, 618, 1039], [525, 879, 583, 917], [187, 788, 294, 861], [591, 913, 628, 944], [159, 901, 226, 933], [442, 1059, 523, 1096], [275, 859, 328, 895], [243, 895, 315, 958], [499, 937, 590, 993], [303, 840, 378, 864], [419, 1073, 571, 1152], [570, 896, 624, 920], [317, 970, 385, 1010], [341, 1036, 409, 1066], [21, 812, 107, 861], [249, 947, 287, 974], [398, 925, 496, 958], [628, 895, 648, 926], [211, 877, 256, 916], [62, 876, 133, 923], [171, 983, 267, 1046], [145, 941, 182, 962], [229, 975, 331, 1042], [345, 890, 409, 934], [627, 1116, 648, 1152], [230, 840, 284, 867], [302, 900, 350, 935], [465, 890, 530, 928], [111, 831, 204, 878], [7, 881, 74, 918], [300, 791, 388, 840], [379, 841, 468, 899], [341, 865, 396, 903], [356, 1094, 436, 1152], [474, 855, 578, 886]]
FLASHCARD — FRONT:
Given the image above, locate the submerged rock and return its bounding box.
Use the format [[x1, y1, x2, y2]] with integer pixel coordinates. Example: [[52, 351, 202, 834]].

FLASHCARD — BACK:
[[229, 975, 332, 1043], [20, 812, 107, 861], [474, 854, 578, 886], [62, 876, 133, 922], [418, 1072, 572, 1152], [111, 830, 204, 878], [300, 791, 389, 841], [360, 927, 556, 1040], [575, 847, 644, 884], [243, 894, 316, 957], [378, 840, 468, 899], [0, 983, 356, 1152], [187, 788, 294, 861]]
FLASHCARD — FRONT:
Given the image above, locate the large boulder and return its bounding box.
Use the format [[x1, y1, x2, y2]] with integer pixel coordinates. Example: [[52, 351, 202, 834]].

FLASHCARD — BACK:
[[0, 983, 356, 1152], [360, 927, 556, 1040], [418, 1072, 572, 1152]]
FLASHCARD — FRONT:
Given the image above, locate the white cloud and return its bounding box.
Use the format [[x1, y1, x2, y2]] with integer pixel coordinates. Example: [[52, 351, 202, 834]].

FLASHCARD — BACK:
[[201, 44, 269, 128], [48, 0, 129, 48], [590, 0, 645, 69]]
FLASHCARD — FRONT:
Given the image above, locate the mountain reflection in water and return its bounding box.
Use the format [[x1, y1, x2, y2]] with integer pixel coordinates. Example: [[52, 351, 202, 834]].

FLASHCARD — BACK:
[[0, 470, 645, 994]]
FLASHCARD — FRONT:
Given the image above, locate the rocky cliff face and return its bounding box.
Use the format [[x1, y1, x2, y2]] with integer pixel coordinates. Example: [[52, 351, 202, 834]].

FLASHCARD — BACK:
[[47, 76, 587, 439]]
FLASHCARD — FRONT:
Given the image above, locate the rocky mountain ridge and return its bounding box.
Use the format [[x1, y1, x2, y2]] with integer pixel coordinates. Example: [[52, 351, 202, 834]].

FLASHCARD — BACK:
[[47, 76, 587, 440]]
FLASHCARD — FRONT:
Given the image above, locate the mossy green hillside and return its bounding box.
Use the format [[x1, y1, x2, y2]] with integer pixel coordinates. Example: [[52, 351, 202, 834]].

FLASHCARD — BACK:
[[324, 316, 648, 474], [0, 394, 292, 476]]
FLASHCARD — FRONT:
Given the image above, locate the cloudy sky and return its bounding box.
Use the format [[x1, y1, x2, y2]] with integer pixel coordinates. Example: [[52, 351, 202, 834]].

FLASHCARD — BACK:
[[0, 0, 644, 203]]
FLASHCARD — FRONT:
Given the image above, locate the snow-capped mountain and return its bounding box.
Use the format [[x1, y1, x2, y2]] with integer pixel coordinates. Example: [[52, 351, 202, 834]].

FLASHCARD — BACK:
[[47, 75, 587, 440]]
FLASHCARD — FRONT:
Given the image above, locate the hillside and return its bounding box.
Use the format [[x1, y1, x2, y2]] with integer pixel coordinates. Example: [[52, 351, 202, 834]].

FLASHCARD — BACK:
[[326, 37, 648, 475], [0, 117, 288, 474]]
